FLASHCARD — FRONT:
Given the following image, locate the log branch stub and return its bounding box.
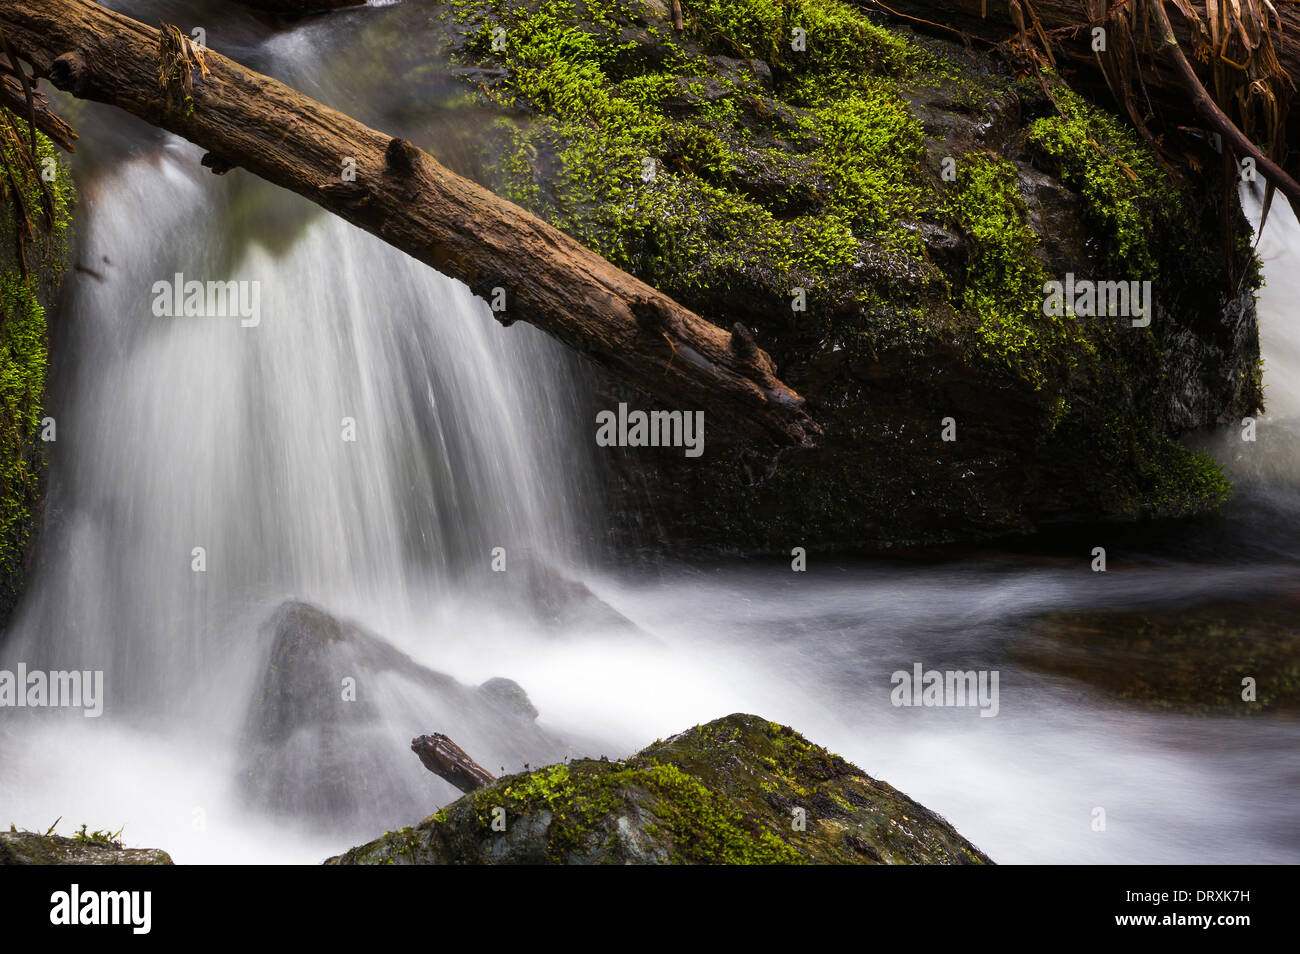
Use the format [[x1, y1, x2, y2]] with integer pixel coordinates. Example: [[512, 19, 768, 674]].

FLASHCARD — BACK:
[[384, 136, 422, 174], [729, 322, 758, 360], [201, 151, 235, 175], [48, 51, 88, 95]]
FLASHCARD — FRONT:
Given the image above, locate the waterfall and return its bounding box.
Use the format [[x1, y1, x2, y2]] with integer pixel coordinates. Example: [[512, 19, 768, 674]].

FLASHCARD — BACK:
[[0, 5, 603, 857], [2, 1, 1297, 866]]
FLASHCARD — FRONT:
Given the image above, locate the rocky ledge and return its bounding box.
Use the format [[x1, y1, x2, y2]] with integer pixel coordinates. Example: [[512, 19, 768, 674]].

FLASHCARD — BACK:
[[0, 828, 173, 866]]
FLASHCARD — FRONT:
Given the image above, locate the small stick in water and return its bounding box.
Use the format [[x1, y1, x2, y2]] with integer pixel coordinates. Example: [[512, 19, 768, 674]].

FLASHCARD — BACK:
[[411, 734, 497, 794]]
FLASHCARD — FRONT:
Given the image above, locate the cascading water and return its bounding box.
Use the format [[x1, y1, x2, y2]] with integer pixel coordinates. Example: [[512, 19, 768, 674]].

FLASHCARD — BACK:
[[1, 1, 1298, 865], [0, 0, 605, 860]]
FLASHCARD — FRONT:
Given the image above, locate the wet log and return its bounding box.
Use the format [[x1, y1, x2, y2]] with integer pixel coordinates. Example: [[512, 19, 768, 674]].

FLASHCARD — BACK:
[[0, 0, 820, 447], [411, 734, 497, 794]]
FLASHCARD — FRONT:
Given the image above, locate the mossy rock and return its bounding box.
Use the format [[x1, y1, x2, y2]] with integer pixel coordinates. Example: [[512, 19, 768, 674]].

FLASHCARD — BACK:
[[382, 0, 1261, 552], [0, 829, 173, 865], [327, 713, 992, 864], [1012, 597, 1300, 714], [0, 129, 74, 624]]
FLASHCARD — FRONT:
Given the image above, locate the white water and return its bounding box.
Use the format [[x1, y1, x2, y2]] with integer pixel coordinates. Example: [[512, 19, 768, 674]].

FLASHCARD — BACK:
[[2, 4, 1298, 865]]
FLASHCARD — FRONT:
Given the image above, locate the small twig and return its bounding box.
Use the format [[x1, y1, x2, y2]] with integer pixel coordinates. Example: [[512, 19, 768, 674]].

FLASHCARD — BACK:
[[411, 734, 497, 794]]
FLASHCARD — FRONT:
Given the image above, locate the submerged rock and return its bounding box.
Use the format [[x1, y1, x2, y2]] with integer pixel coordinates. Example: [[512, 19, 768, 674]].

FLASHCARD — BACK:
[[508, 554, 641, 634], [0, 829, 172, 865], [327, 713, 992, 865], [240, 600, 573, 835], [1014, 596, 1300, 714]]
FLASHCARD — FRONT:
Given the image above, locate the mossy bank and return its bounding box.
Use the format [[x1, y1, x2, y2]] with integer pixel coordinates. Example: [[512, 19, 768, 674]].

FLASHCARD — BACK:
[[0, 128, 74, 625], [378, 0, 1261, 552], [329, 713, 992, 864]]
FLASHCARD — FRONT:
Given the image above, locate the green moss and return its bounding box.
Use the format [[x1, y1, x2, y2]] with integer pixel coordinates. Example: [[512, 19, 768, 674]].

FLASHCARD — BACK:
[[1097, 417, 1232, 516], [809, 81, 926, 246], [0, 130, 73, 604], [946, 152, 1088, 387], [476, 758, 800, 863], [1026, 86, 1180, 278], [72, 824, 124, 848], [454, 0, 934, 333], [685, 0, 920, 82]]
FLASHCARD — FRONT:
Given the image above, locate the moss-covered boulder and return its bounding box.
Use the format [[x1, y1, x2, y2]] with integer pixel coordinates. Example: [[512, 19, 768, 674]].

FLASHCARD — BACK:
[[0, 828, 173, 865], [327, 713, 992, 864], [0, 128, 74, 625], [368, 0, 1259, 551]]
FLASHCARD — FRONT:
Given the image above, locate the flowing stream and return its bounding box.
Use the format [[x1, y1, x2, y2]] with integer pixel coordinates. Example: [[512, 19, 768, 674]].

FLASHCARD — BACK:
[[0, 1, 1297, 864]]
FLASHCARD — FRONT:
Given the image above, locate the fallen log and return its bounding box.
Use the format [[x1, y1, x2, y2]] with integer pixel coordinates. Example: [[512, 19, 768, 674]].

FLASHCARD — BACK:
[[411, 734, 497, 794], [0, 0, 820, 447]]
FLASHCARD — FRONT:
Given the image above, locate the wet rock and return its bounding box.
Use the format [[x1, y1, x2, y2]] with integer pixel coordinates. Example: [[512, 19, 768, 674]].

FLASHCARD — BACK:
[[1014, 595, 1300, 713], [327, 713, 993, 865], [239, 601, 570, 835], [0, 830, 173, 865], [508, 556, 642, 634], [478, 677, 540, 720]]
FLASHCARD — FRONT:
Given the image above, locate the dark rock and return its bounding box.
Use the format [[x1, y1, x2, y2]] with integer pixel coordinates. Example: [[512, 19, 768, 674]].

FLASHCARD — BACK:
[[239, 601, 570, 835], [506, 554, 642, 634]]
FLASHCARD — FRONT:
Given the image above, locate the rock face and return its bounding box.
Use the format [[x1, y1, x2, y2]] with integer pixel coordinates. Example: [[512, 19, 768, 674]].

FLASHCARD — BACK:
[[328, 713, 992, 864], [0, 830, 172, 865], [361, 0, 1260, 553], [239, 601, 573, 835]]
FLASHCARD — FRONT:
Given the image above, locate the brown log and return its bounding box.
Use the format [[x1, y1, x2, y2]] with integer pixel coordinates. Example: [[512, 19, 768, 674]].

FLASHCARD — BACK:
[[411, 734, 497, 794], [0, 0, 820, 447]]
